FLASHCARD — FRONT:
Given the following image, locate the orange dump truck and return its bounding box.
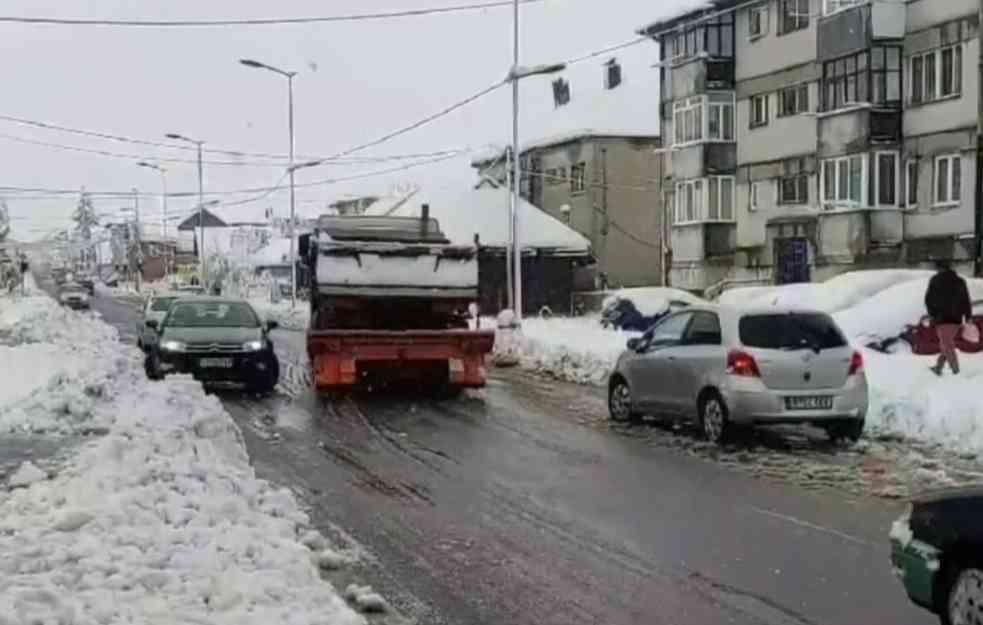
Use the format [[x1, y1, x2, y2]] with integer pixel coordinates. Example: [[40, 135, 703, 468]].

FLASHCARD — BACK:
[[300, 213, 494, 395]]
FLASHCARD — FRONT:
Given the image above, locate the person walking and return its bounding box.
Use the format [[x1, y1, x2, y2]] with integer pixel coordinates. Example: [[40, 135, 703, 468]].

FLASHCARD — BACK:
[[924, 261, 972, 376]]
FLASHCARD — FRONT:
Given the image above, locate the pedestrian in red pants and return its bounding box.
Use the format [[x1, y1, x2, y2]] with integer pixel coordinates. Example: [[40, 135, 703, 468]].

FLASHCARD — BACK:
[[924, 260, 972, 376]]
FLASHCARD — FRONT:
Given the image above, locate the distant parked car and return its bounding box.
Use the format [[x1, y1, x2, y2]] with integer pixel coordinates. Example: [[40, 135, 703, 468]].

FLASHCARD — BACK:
[[144, 297, 279, 393], [891, 485, 983, 624], [77, 276, 95, 296], [137, 293, 180, 350], [607, 306, 868, 444], [58, 282, 91, 310]]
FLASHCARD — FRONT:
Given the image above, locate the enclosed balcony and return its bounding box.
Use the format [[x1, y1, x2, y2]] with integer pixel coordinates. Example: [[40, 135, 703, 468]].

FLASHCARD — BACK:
[[817, 1, 906, 61]]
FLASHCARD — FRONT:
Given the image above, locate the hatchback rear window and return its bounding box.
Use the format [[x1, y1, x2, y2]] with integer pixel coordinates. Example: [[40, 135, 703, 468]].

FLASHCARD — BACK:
[[739, 313, 847, 351]]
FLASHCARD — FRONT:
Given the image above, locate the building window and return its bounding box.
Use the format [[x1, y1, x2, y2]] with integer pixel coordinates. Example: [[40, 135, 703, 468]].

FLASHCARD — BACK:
[[668, 13, 735, 62], [824, 0, 863, 15], [604, 59, 622, 90], [750, 94, 769, 127], [707, 96, 735, 141], [910, 45, 962, 104], [570, 163, 586, 193], [822, 47, 901, 111], [778, 84, 809, 116], [779, 158, 809, 204], [750, 181, 761, 211], [707, 177, 735, 220], [905, 159, 918, 208], [875, 152, 898, 206], [552, 78, 571, 107], [557, 166, 567, 185], [821, 154, 866, 207], [673, 96, 704, 145], [748, 3, 768, 39], [779, 0, 809, 34], [934, 155, 961, 206], [544, 168, 558, 185], [675, 178, 734, 223]]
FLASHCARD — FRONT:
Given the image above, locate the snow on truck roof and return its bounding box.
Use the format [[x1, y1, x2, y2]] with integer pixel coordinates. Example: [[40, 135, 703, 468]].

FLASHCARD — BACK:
[[316, 215, 450, 245], [362, 184, 590, 254]]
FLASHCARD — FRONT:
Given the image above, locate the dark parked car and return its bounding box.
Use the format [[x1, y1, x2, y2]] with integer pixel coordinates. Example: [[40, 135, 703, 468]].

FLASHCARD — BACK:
[[144, 297, 279, 393], [891, 485, 983, 624], [77, 277, 95, 295]]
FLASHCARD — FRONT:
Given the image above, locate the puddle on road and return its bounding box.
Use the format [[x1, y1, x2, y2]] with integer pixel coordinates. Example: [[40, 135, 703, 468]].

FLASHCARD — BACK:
[[494, 368, 983, 502]]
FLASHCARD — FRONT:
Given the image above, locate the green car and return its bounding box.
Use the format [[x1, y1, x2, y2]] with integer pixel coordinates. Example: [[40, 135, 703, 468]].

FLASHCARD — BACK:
[[890, 485, 983, 624]]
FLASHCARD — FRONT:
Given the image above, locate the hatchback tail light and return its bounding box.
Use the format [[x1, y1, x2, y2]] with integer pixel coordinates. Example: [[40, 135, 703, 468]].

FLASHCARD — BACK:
[[727, 350, 761, 378], [848, 350, 864, 376]]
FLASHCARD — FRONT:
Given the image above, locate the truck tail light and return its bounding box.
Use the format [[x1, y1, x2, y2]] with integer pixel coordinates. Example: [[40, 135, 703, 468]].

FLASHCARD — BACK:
[[727, 350, 761, 378], [848, 351, 864, 376]]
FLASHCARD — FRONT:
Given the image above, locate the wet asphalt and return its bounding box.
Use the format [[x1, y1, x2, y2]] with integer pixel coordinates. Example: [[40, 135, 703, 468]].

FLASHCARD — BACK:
[[87, 288, 931, 625]]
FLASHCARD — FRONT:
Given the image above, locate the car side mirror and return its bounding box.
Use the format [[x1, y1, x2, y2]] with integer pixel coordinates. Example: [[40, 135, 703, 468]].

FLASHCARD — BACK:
[[145, 319, 159, 330], [266, 320, 279, 331], [626, 338, 641, 352]]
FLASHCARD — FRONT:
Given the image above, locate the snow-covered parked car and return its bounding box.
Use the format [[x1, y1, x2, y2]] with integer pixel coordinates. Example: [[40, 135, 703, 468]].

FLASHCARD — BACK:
[[600, 287, 705, 332], [137, 292, 180, 350], [890, 485, 983, 624], [608, 306, 868, 444], [58, 282, 90, 310]]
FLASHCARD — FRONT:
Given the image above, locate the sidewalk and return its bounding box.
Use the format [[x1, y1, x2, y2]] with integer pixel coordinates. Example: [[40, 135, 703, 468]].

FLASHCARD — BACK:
[[0, 276, 365, 624]]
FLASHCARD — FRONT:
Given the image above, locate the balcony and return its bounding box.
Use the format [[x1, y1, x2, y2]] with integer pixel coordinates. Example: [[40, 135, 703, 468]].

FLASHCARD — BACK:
[[666, 57, 735, 101], [818, 106, 901, 157], [818, 1, 906, 61]]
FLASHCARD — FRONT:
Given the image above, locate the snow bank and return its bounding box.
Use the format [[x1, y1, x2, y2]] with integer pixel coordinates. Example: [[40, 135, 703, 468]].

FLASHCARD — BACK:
[[0, 284, 363, 624], [507, 315, 637, 385], [719, 270, 933, 314], [249, 298, 310, 332]]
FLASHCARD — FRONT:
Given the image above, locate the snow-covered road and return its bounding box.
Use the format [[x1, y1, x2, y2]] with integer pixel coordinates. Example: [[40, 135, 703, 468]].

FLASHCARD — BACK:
[[79, 282, 934, 625]]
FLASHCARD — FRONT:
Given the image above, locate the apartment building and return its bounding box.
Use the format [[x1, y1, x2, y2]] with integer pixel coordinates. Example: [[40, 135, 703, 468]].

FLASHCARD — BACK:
[[471, 54, 666, 289], [641, 0, 982, 292]]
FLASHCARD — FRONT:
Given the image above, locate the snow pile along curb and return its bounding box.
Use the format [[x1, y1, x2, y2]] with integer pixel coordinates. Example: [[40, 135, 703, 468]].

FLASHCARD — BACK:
[[0, 284, 364, 624]]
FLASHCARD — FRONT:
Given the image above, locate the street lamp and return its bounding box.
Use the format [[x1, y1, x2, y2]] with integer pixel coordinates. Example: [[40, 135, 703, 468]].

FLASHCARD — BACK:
[[165, 132, 206, 285], [505, 8, 566, 323], [240, 58, 299, 308], [136, 162, 168, 239]]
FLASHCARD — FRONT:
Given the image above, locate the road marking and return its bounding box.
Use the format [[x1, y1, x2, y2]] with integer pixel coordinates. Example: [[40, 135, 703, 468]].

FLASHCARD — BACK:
[[748, 506, 875, 549]]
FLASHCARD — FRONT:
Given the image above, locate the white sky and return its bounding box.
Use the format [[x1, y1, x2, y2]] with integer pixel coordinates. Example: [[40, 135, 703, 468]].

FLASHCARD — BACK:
[[1, 0, 694, 241]]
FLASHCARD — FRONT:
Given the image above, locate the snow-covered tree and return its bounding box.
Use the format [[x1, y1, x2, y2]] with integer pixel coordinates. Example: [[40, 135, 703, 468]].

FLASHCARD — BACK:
[[73, 191, 99, 242], [0, 198, 10, 242]]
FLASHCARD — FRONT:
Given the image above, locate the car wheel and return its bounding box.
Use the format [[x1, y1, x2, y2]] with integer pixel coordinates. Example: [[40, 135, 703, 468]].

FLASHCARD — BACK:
[[608, 378, 638, 422], [144, 353, 163, 381], [943, 566, 983, 625], [826, 419, 865, 444], [700, 393, 730, 444]]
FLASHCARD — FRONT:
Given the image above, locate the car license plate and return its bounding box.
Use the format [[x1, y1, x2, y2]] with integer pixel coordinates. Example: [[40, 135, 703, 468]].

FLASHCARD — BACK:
[[785, 395, 833, 411], [199, 357, 233, 369]]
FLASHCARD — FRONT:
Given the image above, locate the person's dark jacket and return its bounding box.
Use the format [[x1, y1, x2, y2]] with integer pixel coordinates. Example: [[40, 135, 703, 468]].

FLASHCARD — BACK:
[[925, 269, 972, 324]]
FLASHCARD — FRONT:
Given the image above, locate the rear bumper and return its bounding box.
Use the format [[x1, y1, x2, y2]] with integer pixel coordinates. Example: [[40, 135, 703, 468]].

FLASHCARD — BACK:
[[159, 351, 274, 382], [721, 376, 868, 425]]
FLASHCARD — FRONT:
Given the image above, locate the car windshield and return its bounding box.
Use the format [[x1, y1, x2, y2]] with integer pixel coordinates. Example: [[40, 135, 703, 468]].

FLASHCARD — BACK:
[[165, 302, 259, 328], [739, 313, 847, 351], [150, 297, 177, 312]]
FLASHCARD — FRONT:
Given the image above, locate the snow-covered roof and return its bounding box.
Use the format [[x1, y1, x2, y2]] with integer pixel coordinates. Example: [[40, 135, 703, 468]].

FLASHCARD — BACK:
[[363, 184, 590, 254], [249, 237, 293, 267], [637, 1, 728, 38], [474, 41, 661, 167]]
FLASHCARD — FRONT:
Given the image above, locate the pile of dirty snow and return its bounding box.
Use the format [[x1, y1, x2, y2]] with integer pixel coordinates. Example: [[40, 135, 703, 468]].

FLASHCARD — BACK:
[[601, 287, 707, 316], [0, 281, 364, 624], [250, 298, 310, 332]]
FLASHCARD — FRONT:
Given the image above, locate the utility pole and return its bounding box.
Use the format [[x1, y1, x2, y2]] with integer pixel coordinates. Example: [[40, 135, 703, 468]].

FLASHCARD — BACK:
[[165, 133, 206, 286], [133, 188, 142, 293]]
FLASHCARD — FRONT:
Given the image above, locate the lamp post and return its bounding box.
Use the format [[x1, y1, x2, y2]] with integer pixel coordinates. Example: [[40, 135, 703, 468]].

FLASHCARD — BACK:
[[165, 133, 206, 285], [240, 58, 299, 308], [506, 53, 567, 322], [136, 161, 168, 239]]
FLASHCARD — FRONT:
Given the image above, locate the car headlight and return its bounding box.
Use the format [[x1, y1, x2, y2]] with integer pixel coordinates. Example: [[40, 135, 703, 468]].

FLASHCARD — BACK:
[[243, 340, 264, 352], [160, 340, 187, 352]]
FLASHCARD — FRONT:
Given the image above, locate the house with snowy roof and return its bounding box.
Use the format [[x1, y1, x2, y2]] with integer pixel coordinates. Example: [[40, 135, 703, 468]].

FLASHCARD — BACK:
[[471, 52, 667, 289], [363, 184, 594, 315]]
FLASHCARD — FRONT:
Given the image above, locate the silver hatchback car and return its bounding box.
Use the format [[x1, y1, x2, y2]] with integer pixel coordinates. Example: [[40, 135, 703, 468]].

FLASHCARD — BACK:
[[608, 306, 868, 444]]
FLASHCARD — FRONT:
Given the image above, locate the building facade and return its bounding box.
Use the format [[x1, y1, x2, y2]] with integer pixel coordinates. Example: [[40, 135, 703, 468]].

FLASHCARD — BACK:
[[473, 134, 665, 288], [642, 0, 982, 292]]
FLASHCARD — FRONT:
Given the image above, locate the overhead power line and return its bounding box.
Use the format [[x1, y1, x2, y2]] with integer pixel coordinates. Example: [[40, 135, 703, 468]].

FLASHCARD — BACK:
[[0, 0, 544, 27]]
